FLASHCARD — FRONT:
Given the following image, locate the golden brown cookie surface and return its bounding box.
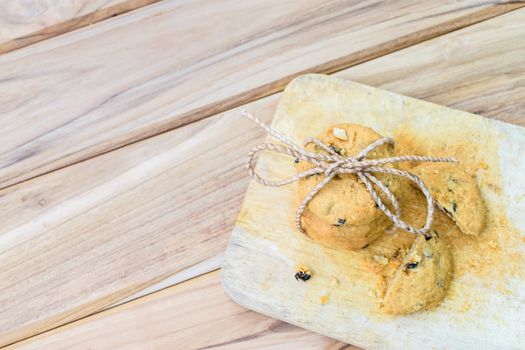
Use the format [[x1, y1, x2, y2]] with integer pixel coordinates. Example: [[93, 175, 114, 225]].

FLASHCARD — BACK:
[[301, 207, 389, 250], [381, 232, 453, 314], [411, 163, 486, 236], [296, 124, 399, 250]]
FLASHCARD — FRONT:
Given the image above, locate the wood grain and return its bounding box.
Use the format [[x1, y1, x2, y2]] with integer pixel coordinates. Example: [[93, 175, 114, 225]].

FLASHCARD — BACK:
[[2, 6, 525, 348], [0, 0, 520, 189], [0, 96, 279, 347], [7, 271, 357, 350], [0, 0, 161, 54]]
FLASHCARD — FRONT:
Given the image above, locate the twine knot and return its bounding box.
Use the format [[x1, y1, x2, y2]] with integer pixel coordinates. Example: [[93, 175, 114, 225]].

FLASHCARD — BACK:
[[242, 110, 457, 237]]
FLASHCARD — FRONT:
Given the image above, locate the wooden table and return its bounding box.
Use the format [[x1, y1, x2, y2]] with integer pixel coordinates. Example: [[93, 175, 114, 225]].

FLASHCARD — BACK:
[[0, 1, 524, 348]]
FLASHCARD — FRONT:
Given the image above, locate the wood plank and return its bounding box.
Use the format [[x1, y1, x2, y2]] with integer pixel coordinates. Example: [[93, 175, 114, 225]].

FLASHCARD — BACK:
[[2, 7, 525, 347], [0, 96, 279, 347], [7, 271, 356, 350], [0, 0, 519, 189], [117, 252, 224, 305], [0, 0, 161, 54]]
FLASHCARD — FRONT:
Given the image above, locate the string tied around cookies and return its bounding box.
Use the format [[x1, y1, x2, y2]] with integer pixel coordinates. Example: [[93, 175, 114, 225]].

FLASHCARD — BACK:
[[242, 110, 458, 237]]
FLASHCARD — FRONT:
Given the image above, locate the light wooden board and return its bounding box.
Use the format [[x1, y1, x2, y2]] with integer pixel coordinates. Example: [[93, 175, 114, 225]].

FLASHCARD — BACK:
[[2, 7, 525, 348], [6, 271, 356, 350], [0, 0, 161, 54], [0, 0, 519, 189], [222, 74, 525, 349]]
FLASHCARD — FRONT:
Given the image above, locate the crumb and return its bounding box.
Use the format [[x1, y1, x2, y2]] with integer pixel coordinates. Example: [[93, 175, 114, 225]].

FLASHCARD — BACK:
[[479, 161, 489, 170], [460, 301, 471, 313], [320, 295, 329, 305], [488, 240, 499, 249], [373, 255, 389, 266]]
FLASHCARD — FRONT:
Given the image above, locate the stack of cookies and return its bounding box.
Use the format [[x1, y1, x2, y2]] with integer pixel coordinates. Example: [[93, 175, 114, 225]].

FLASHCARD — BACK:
[[296, 124, 401, 250], [295, 124, 486, 314]]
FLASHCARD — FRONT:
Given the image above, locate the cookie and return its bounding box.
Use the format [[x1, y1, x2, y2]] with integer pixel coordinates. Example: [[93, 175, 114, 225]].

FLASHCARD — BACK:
[[411, 163, 486, 236], [301, 206, 390, 251], [367, 227, 416, 286], [381, 232, 453, 314], [296, 124, 401, 250]]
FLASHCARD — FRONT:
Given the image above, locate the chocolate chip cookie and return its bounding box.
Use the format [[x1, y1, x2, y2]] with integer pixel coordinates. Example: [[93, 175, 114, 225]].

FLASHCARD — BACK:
[[411, 163, 486, 236], [296, 124, 401, 250]]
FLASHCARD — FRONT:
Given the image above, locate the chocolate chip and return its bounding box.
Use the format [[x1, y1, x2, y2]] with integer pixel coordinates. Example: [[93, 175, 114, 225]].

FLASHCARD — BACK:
[[295, 271, 311, 282], [333, 218, 346, 227], [294, 158, 300, 164], [329, 145, 342, 155], [405, 262, 419, 269]]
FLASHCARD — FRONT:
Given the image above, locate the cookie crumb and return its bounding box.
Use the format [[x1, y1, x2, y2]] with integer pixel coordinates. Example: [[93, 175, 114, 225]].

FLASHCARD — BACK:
[[488, 240, 498, 249], [319, 295, 329, 305], [373, 255, 389, 266]]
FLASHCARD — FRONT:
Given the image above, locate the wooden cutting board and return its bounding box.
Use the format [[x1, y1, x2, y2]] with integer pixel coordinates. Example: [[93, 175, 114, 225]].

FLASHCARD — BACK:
[[222, 74, 525, 350]]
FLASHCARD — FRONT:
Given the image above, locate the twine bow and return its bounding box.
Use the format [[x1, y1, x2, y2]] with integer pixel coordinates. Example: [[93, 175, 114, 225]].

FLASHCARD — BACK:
[[243, 110, 458, 237]]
